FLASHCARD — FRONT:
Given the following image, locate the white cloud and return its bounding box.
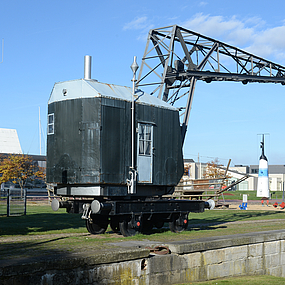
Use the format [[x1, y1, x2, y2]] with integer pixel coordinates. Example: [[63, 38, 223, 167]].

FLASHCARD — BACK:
[[199, 1, 208, 6], [123, 16, 149, 31], [181, 13, 253, 41], [123, 16, 155, 41], [124, 13, 285, 63], [180, 13, 285, 63], [246, 26, 285, 58]]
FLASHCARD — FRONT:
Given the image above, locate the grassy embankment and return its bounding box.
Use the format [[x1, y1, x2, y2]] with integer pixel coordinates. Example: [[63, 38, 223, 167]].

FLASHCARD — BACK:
[[1, 195, 285, 284], [1, 201, 285, 253], [178, 275, 285, 285], [1, 201, 285, 283], [218, 190, 284, 201]]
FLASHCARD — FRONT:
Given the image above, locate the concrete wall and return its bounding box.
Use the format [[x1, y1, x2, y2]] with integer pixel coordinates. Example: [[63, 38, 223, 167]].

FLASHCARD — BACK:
[[2, 230, 285, 284]]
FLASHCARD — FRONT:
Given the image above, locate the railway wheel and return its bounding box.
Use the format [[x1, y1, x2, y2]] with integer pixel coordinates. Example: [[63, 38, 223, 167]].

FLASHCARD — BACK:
[[110, 216, 120, 233], [153, 215, 165, 229], [141, 216, 153, 234], [86, 214, 108, 234], [169, 213, 188, 233], [154, 220, 164, 229], [119, 216, 138, 237]]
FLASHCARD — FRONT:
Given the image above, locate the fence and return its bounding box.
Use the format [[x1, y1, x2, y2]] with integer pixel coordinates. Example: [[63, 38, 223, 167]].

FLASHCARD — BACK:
[[0, 188, 27, 216]]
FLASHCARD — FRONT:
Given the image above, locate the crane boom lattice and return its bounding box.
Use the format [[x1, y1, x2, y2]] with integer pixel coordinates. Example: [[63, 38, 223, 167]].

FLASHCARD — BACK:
[[136, 25, 285, 143]]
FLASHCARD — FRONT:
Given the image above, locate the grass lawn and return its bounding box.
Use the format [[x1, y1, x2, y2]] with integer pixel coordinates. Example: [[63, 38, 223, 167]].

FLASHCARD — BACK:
[[1, 203, 285, 283], [178, 275, 285, 285], [0, 203, 86, 236], [1, 202, 285, 262], [1, 203, 285, 238], [220, 190, 284, 200]]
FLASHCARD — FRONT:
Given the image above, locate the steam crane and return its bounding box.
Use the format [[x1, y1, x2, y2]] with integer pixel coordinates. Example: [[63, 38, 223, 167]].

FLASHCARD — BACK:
[[48, 25, 285, 237]]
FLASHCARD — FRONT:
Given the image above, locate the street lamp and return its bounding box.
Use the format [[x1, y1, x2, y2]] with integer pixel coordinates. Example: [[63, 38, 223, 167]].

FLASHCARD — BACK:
[[129, 56, 139, 194]]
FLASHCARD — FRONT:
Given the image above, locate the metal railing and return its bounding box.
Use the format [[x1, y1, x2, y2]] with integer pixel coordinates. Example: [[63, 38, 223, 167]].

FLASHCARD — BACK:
[[0, 188, 27, 216]]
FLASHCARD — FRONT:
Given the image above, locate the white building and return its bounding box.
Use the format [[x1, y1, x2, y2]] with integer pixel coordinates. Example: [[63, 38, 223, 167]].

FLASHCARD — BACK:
[[247, 165, 285, 192], [184, 159, 285, 192], [0, 128, 22, 154]]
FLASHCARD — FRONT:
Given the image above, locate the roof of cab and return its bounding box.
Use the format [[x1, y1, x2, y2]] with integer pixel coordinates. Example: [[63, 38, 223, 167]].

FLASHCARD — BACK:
[[48, 79, 177, 111]]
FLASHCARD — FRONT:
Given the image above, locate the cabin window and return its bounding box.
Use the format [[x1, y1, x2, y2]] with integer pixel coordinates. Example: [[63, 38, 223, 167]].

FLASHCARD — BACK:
[[138, 123, 152, 156], [48, 113, 54, 135]]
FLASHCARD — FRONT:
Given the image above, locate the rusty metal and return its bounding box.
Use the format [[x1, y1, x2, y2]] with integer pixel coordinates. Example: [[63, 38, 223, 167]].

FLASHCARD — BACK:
[[146, 245, 170, 255]]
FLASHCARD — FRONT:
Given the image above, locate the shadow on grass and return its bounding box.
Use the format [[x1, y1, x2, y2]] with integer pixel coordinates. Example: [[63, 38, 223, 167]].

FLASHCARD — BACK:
[[190, 210, 283, 224], [1, 207, 284, 237], [185, 210, 285, 232], [0, 236, 91, 273], [137, 210, 285, 236], [0, 212, 85, 236]]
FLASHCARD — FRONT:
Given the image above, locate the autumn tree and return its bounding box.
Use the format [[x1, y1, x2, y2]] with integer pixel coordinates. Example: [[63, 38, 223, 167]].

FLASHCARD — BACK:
[[0, 154, 45, 192], [203, 158, 232, 192], [183, 163, 191, 177], [203, 158, 228, 179]]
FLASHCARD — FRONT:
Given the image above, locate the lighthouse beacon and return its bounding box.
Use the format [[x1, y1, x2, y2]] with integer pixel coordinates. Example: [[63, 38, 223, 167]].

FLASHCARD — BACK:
[[256, 135, 270, 198]]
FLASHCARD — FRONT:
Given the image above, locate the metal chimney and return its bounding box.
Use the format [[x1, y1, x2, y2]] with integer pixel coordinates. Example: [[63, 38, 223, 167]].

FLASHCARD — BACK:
[[84, 55, 92, 80]]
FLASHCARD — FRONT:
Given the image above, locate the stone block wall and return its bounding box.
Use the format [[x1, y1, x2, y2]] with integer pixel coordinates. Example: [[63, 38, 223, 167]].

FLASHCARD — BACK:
[[2, 230, 285, 284]]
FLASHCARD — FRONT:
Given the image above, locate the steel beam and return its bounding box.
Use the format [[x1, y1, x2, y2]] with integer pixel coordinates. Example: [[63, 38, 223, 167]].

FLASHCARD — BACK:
[[136, 25, 285, 146]]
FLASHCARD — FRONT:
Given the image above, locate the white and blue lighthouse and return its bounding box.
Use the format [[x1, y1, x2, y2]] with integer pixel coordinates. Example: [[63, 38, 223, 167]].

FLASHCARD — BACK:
[[256, 135, 270, 198]]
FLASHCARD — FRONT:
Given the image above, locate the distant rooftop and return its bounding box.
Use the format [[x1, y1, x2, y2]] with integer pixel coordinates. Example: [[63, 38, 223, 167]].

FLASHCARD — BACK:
[[184, 158, 195, 163], [0, 128, 22, 154], [249, 164, 285, 174]]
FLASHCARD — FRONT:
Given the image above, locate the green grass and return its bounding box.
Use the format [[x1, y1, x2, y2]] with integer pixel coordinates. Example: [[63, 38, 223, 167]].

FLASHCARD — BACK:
[[1, 203, 285, 264], [178, 275, 285, 285], [1, 204, 285, 237], [0, 204, 86, 236], [220, 190, 284, 200], [2, 204, 285, 282]]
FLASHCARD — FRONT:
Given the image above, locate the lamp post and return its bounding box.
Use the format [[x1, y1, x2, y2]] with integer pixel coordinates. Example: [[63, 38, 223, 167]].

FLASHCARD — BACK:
[[130, 56, 139, 194]]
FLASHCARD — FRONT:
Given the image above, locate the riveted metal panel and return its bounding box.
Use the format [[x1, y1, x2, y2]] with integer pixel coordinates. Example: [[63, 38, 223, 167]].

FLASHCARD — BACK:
[[100, 97, 131, 184], [112, 199, 204, 215], [80, 98, 101, 183], [47, 98, 102, 185], [136, 103, 183, 187], [47, 99, 83, 184]]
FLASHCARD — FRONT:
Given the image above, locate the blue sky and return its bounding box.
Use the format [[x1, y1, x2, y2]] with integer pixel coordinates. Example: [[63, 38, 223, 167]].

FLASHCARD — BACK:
[[1, 0, 285, 166]]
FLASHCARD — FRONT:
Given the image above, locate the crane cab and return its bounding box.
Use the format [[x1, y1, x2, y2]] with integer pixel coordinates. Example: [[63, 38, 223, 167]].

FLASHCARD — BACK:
[[47, 79, 184, 199]]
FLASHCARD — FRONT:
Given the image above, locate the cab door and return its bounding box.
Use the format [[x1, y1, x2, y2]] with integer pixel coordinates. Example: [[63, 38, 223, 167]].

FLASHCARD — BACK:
[[137, 123, 153, 183]]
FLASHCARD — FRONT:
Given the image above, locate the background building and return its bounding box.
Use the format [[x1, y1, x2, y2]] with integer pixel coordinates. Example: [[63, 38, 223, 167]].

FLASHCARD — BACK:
[[184, 159, 285, 192], [0, 128, 22, 154], [0, 128, 46, 189]]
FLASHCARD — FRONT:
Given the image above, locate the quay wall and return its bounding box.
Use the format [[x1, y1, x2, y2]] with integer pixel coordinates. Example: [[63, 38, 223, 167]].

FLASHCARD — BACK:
[[1, 230, 285, 284]]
